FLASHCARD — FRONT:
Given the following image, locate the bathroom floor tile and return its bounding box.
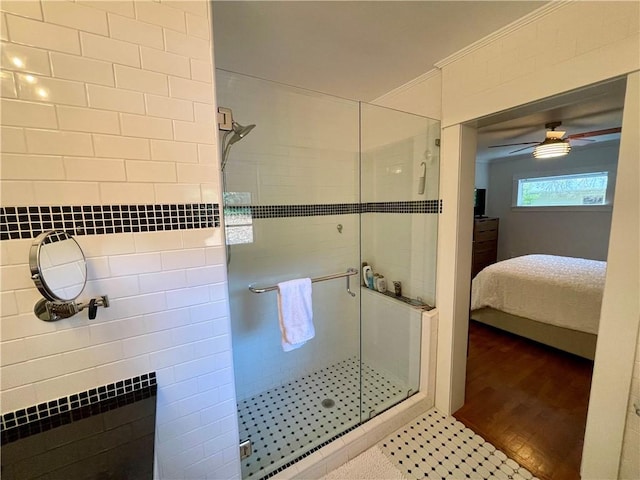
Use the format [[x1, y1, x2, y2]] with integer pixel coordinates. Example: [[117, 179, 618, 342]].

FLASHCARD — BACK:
[[378, 408, 539, 480], [237, 357, 408, 479]]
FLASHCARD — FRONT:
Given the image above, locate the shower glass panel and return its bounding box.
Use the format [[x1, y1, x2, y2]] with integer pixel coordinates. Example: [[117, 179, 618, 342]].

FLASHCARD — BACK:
[[360, 103, 440, 419], [217, 70, 440, 480], [217, 70, 362, 479]]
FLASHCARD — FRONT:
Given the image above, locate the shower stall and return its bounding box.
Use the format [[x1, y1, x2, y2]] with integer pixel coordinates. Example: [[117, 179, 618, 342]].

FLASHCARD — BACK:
[[216, 70, 440, 479]]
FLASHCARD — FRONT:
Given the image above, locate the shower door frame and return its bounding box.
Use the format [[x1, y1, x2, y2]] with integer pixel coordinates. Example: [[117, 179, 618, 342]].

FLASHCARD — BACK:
[[216, 69, 439, 480]]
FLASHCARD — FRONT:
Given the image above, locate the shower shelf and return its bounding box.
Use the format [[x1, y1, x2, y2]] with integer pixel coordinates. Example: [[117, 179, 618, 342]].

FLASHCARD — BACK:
[[361, 286, 434, 311]]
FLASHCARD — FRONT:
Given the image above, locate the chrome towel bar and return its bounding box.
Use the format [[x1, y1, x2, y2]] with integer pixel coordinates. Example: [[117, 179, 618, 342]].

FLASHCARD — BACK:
[[249, 268, 359, 297]]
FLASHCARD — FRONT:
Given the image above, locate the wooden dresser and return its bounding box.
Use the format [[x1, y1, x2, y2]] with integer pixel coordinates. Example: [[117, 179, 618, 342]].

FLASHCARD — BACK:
[[472, 217, 499, 278]]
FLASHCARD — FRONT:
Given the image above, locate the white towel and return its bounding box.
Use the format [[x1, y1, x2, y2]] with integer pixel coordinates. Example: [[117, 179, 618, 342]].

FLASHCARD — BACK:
[[277, 278, 314, 352]]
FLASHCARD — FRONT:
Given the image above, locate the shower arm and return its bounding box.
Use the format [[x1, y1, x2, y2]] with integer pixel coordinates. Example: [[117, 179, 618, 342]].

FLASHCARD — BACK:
[[220, 122, 256, 171], [221, 130, 233, 171]]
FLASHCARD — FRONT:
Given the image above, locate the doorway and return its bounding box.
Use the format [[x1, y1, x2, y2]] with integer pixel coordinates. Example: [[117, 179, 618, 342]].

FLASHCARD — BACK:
[[452, 78, 627, 479]]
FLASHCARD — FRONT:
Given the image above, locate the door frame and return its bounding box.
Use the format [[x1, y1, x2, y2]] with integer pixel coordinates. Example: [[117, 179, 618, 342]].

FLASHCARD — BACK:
[[434, 72, 640, 479]]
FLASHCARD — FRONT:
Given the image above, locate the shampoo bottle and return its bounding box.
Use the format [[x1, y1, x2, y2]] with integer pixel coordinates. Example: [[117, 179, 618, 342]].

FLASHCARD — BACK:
[[361, 262, 369, 286], [363, 265, 374, 289]]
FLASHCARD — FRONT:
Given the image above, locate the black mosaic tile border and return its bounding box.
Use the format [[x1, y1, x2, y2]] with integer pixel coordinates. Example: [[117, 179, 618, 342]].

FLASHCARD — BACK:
[[261, 423, 361, 480], [1, 372, 157, 445], [362, 200, 440, 214], [42, 230, 72, 244], [249, 203, 360, 219], [226, 200, 442, 219], [0, 204, 220, 241]]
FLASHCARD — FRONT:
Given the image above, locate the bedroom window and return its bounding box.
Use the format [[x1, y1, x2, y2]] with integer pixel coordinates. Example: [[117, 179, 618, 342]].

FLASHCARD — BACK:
[[515, 171, 609, 207]]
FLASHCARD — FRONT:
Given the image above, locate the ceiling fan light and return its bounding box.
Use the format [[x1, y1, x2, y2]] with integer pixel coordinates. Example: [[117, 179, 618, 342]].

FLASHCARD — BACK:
[[533, 138, 571, 159]]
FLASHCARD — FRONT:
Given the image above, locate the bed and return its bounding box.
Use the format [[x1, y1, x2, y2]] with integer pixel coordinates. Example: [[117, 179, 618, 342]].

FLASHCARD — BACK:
[[470, 254, 606, 360]]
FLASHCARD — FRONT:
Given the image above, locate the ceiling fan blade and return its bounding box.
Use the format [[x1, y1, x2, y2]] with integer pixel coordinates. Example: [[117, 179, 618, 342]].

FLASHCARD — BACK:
[[488, 141, 539, 148], [570, 138, 596, 143], [509, 145, 536, 154], [567, 127, 622, 139]]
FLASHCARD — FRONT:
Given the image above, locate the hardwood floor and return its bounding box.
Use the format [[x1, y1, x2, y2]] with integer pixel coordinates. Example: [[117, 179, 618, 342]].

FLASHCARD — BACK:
[[454, 321, 594, 480]]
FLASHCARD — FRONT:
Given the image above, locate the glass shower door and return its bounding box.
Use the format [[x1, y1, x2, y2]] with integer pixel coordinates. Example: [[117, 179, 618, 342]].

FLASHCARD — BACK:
[[216, 70, 362, 479], [359, 102, 440, 419]]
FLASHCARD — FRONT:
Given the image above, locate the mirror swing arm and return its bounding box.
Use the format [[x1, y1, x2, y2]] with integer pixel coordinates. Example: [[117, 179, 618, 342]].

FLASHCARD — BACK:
[[29, 231, 110, 322], [33, 295, 110, 322]]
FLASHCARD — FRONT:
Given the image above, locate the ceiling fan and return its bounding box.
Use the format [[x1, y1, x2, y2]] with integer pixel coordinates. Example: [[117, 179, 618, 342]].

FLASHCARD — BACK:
[[489, 121, 622, 158]]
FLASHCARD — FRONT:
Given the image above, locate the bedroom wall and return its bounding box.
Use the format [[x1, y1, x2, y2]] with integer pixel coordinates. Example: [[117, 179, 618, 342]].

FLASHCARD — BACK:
[[474, 162, 489, 190], [486, 141, 619, 261], [0, 2, 240, 478]]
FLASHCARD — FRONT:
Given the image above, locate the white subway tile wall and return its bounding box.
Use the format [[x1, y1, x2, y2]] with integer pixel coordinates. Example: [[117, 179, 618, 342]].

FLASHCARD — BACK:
[[359, 111, 440, 305], [1, 70, 16, 97], [86, 83, 145, 113], [360, 288, 422, 390], [0, 2, 240, 480], [16, 72, 88, 106]]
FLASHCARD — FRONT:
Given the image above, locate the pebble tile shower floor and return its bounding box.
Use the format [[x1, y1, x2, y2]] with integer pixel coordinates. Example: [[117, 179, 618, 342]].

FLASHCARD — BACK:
[[237, 357, 409, 479], [379, 409, 538, 480]]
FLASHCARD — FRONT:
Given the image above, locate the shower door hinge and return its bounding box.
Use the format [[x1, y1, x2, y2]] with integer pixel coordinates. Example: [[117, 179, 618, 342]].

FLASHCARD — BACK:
[[435, 138, 441, 147], [218, 107, 233, 131], [239, 439, 252, 460]]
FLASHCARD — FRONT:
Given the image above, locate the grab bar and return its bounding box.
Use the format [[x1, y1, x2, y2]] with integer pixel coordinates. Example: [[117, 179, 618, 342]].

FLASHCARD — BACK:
[[249, 268, 359, 296]]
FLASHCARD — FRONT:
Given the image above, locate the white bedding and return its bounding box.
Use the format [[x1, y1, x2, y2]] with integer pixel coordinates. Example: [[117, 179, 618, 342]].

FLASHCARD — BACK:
[[471, 254, 606, 335]]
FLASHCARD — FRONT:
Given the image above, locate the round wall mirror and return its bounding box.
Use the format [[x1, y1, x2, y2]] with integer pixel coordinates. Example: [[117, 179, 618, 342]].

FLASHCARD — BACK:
[[29, 231, 87, 302]]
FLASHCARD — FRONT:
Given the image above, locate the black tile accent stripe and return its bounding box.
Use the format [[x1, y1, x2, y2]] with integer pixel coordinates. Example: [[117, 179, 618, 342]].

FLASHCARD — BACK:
[[1, 372, 157, 445], [0, 204, 220, 241], [42, 230, 72, 244], [249, 203, 360, 219], [226, 200, 441, 219], [362, 200, 440, 214]]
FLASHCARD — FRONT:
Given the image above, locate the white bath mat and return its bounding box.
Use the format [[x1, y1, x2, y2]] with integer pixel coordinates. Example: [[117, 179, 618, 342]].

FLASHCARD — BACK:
[[321, 445, 408, 480], [379, 408, 537, 480]]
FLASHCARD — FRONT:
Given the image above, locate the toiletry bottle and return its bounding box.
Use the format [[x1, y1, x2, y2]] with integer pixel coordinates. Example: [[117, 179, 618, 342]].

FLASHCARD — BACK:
[[361, 262, 369, 286], [376, 275, 387, 293], [393, 281, 402, 297], [367, 269, 375, 289], [363, 265, 373, 289]]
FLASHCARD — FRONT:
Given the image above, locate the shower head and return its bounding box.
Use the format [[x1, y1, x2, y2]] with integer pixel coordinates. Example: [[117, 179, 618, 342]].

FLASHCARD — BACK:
[[221, 121, 256, 171], [226, 121, 255, 149], [233, 121, 256, 139]]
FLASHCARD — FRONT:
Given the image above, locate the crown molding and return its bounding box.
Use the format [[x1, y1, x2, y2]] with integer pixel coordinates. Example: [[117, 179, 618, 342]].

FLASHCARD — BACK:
[[374, 1, 571, 103], [434, 1, 573, 69], [372, 68, 441, 104]]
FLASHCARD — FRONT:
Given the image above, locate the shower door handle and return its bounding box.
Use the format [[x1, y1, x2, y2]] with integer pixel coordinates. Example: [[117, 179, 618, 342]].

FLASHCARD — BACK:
[[346, 268, 357, 297]]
